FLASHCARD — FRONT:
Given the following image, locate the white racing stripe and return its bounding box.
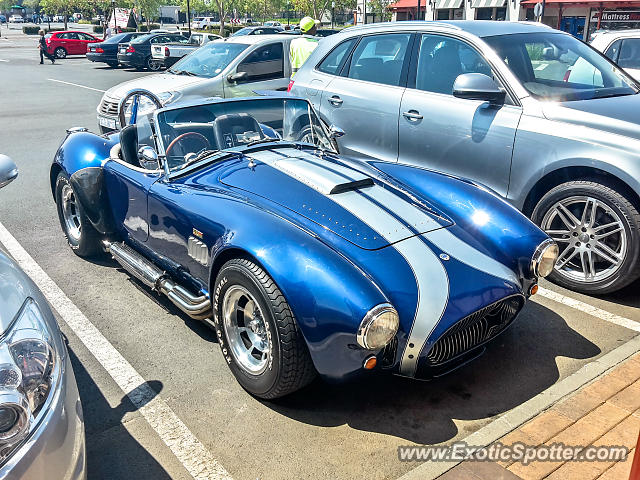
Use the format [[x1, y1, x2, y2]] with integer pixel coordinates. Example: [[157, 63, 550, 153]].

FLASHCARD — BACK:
[[537, 286, 640, 332], [0, 222, 232, 480], [249, 150, 449, 376], [47, 78, 106, 93]]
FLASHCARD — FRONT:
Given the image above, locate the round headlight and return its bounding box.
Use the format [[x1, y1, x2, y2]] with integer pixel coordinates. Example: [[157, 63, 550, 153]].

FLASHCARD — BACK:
[[532, 239, 559, 278], [357, 304, 399, 350]]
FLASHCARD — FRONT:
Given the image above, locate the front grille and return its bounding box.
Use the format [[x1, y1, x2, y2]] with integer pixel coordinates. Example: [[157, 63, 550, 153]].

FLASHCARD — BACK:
[[99, 98, 119, 116], [426, 295, 524, 366]]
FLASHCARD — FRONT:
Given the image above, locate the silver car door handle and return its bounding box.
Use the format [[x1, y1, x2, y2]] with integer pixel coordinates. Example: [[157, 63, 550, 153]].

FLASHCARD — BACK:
[[328, 95, 343, 106], [403, 110, 423, 121]]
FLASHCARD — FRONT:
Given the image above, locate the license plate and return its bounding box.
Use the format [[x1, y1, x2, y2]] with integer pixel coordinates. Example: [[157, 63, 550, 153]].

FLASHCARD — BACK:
[[120, 47, 126, 53], [98, 116, 116, 129]]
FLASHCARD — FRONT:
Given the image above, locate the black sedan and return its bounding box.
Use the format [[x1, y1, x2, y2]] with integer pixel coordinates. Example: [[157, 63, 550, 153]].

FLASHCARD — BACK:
[[117, 32, 187, 71], [87, 32, 147, 67]]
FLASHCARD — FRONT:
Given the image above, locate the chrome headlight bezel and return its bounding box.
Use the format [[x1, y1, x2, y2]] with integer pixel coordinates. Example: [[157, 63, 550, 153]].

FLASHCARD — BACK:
[[531, 239, 559, 278], [356, 303, 400, 350]]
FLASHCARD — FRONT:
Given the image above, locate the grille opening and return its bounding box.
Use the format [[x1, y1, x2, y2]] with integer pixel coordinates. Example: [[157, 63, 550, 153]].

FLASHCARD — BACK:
[[426, 295, 524, 367]]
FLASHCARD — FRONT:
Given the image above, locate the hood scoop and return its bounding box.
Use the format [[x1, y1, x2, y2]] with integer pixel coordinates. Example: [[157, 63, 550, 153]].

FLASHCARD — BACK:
[[220, 148, 452, 250]]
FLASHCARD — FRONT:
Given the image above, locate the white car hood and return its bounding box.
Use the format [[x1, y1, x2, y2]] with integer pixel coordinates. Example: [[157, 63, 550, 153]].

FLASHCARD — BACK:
[[104, 73, 205, 100]]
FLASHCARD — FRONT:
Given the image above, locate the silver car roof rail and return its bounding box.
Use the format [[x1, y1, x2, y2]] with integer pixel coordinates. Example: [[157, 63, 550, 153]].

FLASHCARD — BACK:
[[346, 21, 462, 32]]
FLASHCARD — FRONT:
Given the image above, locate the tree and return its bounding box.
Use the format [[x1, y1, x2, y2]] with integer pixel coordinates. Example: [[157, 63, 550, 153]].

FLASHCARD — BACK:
[[40, 0, 87, 29], [292, 0, 352, 23], [137, 0, 164, 27], [368, 0, 391, 21]]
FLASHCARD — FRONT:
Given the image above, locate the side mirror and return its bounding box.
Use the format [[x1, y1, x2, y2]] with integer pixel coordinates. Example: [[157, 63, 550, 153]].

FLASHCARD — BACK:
[[329, 125, 345, 139], [227, 71, 249, 84], [0, 154, 18, 189], [453, 73, 506, 104], [138, 146, 159, 170]]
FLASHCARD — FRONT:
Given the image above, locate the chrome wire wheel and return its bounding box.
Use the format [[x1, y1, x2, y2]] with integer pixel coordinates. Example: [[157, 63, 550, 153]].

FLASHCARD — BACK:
[[61, 183, 81, 243], [541, 195, 627, 283], [222, 285, 270, 375]]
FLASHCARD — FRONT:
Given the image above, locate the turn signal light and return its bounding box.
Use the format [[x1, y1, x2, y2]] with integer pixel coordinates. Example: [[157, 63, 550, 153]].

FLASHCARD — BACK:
[[287, 80, 294, 93], [126, 45, 135, 53], [164, 46, 170, 57], [529, 284, 539, 296], [95, 47, 104, 53], [363, 356, 377, 370]]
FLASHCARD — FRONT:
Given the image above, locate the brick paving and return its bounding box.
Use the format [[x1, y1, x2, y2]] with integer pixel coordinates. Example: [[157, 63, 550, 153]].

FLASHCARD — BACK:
[[439, 354, 640, 480]]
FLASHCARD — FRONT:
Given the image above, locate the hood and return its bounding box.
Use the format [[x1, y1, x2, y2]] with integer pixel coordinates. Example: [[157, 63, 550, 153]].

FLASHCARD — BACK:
[[543, 94, 640, 140], [105, 73, 205, 100], [219, 147, 452, 250], [0, 248, 33, 336]]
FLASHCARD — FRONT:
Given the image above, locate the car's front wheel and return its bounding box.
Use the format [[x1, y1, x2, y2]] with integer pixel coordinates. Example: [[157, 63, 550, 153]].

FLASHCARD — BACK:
[[54, 47, 66, 59], [213, 258, 316, 399], [55, 172, 102, 257], [532, 180, 640, 294]]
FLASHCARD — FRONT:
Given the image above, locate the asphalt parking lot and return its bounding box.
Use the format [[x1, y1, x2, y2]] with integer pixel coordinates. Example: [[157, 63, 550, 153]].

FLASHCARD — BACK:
[[1, 24, 639, 480]]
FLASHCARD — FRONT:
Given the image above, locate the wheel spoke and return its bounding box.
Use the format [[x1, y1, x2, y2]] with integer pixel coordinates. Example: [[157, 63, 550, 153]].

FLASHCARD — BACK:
[[594, 221, 619, 233], [546, 229, 572, 243], [555, 204, 580, 230], [581, 250, 596, 279], [581, 197, 597, 226], [556, 246, 578, 269], [596, 225, 623, 240], [592, 241, 621, 265]]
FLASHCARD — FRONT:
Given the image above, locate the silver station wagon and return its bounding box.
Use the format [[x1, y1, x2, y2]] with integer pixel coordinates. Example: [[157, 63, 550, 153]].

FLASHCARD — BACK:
[[291, 20, 640, 295]]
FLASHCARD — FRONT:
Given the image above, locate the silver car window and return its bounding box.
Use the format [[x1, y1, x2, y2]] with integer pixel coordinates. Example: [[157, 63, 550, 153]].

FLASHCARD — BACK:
[[618, 38, 640, 69], [346, 33, 411, 86]]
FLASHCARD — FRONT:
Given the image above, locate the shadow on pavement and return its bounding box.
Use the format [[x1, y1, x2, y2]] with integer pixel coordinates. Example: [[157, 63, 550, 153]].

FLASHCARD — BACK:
[[596, 276, 640, 308], [67, 346, 172, 479], [268, 301, 600, 444]]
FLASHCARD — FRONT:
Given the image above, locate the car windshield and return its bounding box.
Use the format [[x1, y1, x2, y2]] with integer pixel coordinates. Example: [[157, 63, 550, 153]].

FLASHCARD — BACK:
[[233, 27, 252, 36], [153, 97, 334, 171], [484, 32, 639, 101], [131, 34, 153, 44], [168, 42, 248, 78]]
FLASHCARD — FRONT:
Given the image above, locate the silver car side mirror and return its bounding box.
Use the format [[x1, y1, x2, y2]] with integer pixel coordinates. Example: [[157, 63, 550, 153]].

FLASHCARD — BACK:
[[0, 154, 18, 189], [329, 125, 345, 139], [138, 146, 159, 170]]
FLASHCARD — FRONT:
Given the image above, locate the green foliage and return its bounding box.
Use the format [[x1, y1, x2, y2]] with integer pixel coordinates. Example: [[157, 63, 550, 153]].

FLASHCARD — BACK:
[[23, 26, 41, 34], [93, 25, 103, 33], [78, 19, 91, 23], [138, 23, 160, 31]]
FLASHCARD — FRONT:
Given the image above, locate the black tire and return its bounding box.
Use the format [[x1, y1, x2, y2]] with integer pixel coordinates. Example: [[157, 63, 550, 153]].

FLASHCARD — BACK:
[[107, 61, 118, 68], [55, 172, 102, 257], [532, 180, 640, 294], [54, 47, 66, 59], [146, 56, 161, 71], [213, 259, 316, 399]]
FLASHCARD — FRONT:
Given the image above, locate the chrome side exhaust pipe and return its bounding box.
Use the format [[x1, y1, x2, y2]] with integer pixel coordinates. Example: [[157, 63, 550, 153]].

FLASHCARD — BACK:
[[104, 241, 211, 320]]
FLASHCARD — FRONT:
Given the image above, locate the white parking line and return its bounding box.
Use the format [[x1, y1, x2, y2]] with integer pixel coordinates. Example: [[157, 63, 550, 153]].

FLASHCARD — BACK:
[[0, 59, 8, 62], [537, 286, 640, 332], [0, 222, 232, 480], [47, 78, 105, 92]]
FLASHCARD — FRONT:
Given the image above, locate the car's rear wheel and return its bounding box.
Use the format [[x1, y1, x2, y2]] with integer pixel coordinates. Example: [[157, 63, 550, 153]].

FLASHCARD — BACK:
[[55, 172, 102, 257], [532, 180, 640, 294], [54, 47, 66, 59], [213, 258, 316, 399], [107, 61, 118, 68], [146, 56, 161, 71]]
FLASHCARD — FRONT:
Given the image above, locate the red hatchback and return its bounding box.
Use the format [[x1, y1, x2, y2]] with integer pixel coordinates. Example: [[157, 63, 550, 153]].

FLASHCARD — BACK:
[[46, 31, 100, 59]]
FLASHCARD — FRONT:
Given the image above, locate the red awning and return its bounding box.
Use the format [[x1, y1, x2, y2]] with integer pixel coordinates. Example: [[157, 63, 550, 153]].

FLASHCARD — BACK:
[[389, 0, 426, 9], [521, 0, 640, 4]]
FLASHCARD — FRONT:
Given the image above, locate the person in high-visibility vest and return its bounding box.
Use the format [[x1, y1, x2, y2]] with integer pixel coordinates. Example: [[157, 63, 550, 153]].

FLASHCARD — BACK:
[[290, 16, 320, 77]]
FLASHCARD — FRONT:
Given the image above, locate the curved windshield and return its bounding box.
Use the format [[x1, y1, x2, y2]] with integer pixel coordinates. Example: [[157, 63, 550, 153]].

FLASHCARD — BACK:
[[131, 34, 153, 44], [154, 98, 334, 171], [485, 32, 639, 101], [169, 42, 248, 78]]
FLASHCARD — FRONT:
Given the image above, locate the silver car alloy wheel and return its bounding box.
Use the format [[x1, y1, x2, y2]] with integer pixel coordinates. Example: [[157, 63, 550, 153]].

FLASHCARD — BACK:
[[222, 285, 270, 375], [61, 183, 82, 243], [541, 195, 627, 283]]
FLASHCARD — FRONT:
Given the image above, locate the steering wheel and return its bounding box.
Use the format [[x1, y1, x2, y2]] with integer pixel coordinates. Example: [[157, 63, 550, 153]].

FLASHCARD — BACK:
[[165, 132, 211, 158], [118, 88, 163, 127]]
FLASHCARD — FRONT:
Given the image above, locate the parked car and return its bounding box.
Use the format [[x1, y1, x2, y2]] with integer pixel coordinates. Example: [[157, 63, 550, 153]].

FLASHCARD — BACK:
[[593, 29, 640, 81], [151, 32, 222, 68], [117, 32, 187, 71], [87, 32, 148, 67], [53, 15, 65, 22], [316, 29, 340, 37], [232, 26, 283, 36], [98, 35, 295, 132], [291, 20, 640, 294], [51, 94, 555, 399], [264, 21, 282, 28], [45, 30, 100, 59], [0, 15, 6, 23], [9, 15, 23, 23], [0, 154, 86, 479], [191, 16, 216, 29]]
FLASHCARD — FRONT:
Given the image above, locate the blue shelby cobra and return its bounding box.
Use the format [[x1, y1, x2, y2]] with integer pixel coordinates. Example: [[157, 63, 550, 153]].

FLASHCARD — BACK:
[[51, 92, 558, 399]]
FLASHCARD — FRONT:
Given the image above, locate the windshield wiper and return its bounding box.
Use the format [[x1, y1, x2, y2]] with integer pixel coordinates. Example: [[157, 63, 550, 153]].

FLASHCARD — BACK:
[[184, 149, 220, 167], [168, 69, 196, 76], [246, 137, 281, 147]]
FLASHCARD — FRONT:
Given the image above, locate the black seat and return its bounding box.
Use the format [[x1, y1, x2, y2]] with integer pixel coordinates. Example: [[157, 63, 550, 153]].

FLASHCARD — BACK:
[[119, 124, 140, 167], [214, 113, 264, 149]]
